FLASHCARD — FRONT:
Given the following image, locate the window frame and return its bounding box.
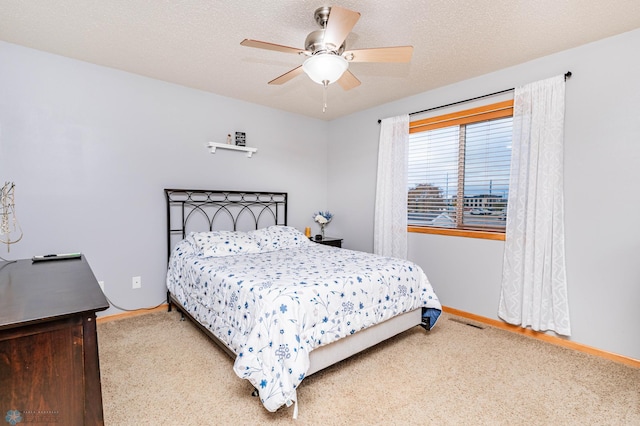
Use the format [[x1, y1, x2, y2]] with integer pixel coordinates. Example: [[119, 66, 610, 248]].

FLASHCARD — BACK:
[[408, 100, 514, 241]]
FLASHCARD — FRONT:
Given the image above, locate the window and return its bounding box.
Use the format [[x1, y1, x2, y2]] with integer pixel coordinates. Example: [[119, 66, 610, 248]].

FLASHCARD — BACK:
[[407, 100, 513, 239]]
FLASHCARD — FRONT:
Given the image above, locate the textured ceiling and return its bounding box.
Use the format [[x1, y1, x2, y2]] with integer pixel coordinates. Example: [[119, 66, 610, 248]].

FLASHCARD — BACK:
[[1, 1, 640, 120]]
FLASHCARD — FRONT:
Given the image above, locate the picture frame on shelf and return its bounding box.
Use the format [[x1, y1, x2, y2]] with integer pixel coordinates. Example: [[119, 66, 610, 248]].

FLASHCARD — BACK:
[[235, 132, 246, 146]]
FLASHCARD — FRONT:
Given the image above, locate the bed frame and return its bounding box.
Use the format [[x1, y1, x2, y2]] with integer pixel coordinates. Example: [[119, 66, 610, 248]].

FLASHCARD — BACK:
[[165, 188, 428, 377]]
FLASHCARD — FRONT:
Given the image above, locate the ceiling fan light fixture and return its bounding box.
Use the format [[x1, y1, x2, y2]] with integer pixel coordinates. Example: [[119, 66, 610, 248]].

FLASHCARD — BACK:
[[302, 54, 348, 85]]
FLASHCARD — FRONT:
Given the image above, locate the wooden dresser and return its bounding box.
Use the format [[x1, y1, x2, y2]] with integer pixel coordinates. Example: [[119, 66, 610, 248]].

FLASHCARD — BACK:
[[0, 257, 109, 425]]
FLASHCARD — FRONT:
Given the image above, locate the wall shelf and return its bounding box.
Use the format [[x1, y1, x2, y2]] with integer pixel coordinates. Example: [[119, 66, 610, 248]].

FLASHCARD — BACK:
[[207, 142, 257, 158]]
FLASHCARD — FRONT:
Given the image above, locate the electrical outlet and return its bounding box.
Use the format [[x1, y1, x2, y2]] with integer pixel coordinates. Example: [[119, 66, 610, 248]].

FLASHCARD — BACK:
[[132, 276, 141, 289], [98, 281, 104, 291]]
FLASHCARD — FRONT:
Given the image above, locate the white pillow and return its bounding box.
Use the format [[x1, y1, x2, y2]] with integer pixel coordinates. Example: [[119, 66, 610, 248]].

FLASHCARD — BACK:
[[249, 226, 312, 252], [190, 230, 261, 257]]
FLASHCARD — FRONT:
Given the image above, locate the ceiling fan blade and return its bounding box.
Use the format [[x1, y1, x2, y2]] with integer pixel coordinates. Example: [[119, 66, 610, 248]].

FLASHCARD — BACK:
[[268, 66, 304, 85], [337, 70, 361, 91], [343, 46, 414, 63], [241, 39, 307, 55], [323, 6, 360, 50]]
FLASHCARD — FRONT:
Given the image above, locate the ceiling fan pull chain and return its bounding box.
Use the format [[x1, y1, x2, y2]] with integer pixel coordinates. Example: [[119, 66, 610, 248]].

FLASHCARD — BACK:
[[322, 80, 328, 113]]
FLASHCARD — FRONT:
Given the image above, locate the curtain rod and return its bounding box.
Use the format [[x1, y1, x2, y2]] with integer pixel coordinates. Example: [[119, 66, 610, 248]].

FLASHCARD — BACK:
[[377, 71, 572, 124]]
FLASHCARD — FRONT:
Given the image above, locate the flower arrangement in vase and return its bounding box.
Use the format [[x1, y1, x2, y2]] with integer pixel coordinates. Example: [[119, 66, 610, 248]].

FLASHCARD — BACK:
[[313, 211, 333, 240]]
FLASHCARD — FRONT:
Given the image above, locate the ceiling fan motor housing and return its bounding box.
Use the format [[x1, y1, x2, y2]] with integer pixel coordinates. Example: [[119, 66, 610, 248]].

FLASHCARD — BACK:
[[305, 29, 345, 55]]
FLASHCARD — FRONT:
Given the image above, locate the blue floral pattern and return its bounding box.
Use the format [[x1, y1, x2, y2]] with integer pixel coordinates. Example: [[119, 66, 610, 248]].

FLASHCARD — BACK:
[[166, 227, 441, 412]]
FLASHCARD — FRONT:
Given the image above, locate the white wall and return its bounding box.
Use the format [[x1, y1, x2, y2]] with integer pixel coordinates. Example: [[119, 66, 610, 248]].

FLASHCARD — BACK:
[[328, 29, 640, 360], [0, 41, 329, 316]]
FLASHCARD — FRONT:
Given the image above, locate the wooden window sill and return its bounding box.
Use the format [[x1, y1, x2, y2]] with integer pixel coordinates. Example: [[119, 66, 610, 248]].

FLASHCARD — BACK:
[[408, 226, 505, 241]]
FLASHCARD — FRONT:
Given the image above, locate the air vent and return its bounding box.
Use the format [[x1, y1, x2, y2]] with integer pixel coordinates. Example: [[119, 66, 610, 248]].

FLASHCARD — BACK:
[[448, 317, 485, 329]]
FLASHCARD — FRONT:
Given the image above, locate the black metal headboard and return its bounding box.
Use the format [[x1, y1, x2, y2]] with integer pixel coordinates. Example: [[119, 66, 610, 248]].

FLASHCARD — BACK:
[[165, 189, 288, 260]]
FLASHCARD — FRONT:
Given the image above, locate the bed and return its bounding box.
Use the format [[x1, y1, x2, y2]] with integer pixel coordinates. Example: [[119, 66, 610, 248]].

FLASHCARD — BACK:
[[165, 189, 441, 417]]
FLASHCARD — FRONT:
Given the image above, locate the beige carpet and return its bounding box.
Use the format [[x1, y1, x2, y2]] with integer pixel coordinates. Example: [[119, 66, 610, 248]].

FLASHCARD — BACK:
[[97, 311, 639, 425]]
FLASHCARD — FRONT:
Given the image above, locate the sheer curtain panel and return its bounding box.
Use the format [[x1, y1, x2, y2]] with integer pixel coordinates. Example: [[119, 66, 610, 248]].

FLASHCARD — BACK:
[[374, 115, 409, 259], [499, 75, 571, 336]]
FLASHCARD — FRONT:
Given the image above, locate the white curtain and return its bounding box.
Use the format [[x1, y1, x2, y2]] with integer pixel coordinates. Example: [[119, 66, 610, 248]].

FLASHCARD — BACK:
[[499, 75, 571, 336], [374, 115, 409, 259]]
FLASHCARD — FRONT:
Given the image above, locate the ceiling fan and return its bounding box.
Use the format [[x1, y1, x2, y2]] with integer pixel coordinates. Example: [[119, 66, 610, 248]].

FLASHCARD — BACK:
[[240, 5, 413, 111]]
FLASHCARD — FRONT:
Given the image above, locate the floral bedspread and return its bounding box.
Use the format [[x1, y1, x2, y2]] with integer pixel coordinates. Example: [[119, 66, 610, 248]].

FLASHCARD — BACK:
[[166, 226, 441, 413]]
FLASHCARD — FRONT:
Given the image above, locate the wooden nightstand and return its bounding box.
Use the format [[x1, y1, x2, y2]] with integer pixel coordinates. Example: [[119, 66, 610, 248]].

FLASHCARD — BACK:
[[313, 237, 343, 248]]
